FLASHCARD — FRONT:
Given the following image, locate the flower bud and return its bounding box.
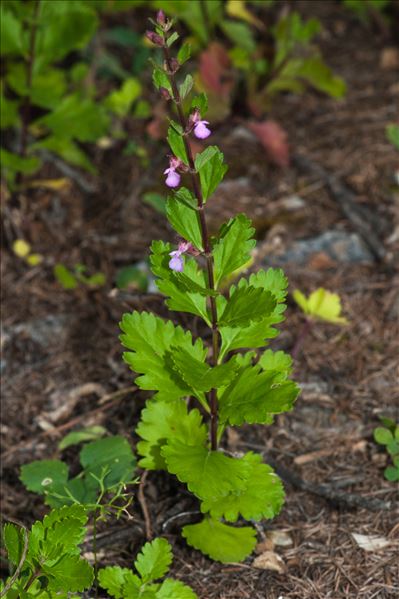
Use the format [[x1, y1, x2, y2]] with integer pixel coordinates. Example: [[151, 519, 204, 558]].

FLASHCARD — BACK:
[[156, 10, 166, 25], [159, 87, 171, 101], [145, 30, 164, 46], [169, 57, 179, 73]]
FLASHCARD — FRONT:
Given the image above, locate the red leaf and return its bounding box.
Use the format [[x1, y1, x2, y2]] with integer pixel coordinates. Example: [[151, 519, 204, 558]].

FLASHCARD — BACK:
[[199, 42, 233, 99], [247, 120, 290, 168]]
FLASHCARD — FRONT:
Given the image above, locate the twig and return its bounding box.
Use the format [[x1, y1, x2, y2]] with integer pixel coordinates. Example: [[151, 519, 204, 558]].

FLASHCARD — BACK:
[[137, 471, 153, 541], [0, 517, 29, 598]]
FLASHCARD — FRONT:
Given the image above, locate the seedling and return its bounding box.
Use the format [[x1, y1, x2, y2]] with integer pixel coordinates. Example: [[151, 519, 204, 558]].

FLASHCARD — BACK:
[[119, 12, 300, 563], [98, 537, 197, 599], [54, 263, 106, 290], [373, 417, 399, 482]]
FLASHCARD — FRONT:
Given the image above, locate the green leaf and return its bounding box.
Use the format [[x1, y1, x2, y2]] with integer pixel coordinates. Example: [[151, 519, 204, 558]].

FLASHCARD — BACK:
[[7, 64, 66, 110], [33, 136, 96, 174], [294, 55, 346, 98], [201, 452, 284, 522], [150, 241, 209, 321], [166, 196, 203, 250], [20, 460, 69, 494], [98, 566, 133, 599], [54, 264, 78, 289], [213, 215, 255, 287], [43, 554, 94, 593], [219, 364, 299, 426], [0, 148, 41, 176], [384, 465, 399, 482], [179, 74, 193, 100], [167, 126, 187, 164], [177, 43, 191, 65], [58, 426, 106, 450], [79, 435, 136, 488], [293, 288, 348, 324], [183, 518, 257, 563], [120, 311, 206, 401], [0, 5, 26, 55], [258, 349, 292, 382], [219, 268, 288, 357], [218, 285, 276, 328], [136, 399, 207, 470], [386, 124, 399, 151], [373, 427, 393, 446], [36, 0, 98, 65], [152, 68, 172, 94], [198, 147, 227, 202], [3, 523, 26, 566], [171, 347, 238, 393], [162, 442, 249, 501], [220, 20, 256, 52], [116, 265, 148, 292], [105, 78, 142, 117], [166, 31, 179, 47], [194, 146, 218, 171], [157, 578, 198, 599], [134, 538, 172, 583], [191, 92, 208, 116]]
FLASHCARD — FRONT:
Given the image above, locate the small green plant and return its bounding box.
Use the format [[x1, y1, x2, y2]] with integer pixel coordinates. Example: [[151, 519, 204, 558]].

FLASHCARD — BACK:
[[119, 12, 300, 564], [1, 505, 94, 597], [373, 417, 399, 482], [386, 124, 399, 151], [292, 288, 348, 358], [98, 537, 198, 599], [54, 263, 106, 290], [20, 435, 136, 509], [342, 0, 391, 24]]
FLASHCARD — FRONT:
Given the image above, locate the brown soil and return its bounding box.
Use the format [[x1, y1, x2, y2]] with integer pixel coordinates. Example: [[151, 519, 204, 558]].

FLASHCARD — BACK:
[[1, 1, 398, 598]]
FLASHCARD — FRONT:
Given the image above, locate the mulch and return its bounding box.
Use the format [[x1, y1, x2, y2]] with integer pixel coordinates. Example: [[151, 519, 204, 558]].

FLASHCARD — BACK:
[[1, 1, 399, 597]]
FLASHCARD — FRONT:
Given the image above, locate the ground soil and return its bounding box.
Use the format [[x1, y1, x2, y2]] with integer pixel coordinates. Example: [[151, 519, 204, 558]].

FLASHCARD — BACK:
[[1, 1, 399, 598]]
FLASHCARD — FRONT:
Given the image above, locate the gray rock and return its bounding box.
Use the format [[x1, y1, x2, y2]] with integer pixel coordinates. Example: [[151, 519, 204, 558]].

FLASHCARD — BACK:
[[269, 230, 374, 265]]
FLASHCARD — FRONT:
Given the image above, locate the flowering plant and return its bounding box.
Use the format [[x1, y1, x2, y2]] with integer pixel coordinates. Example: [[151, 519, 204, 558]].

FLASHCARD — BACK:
[[120, 12, 300, 564]]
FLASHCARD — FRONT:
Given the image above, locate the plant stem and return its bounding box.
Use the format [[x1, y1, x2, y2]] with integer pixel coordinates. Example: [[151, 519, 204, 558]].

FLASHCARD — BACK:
[[163, 43, 220, 451], [92, 509, 98, 597], [23, 568, 41, 592], [19, 0, 40, 162], [291, 318, 312, 360]]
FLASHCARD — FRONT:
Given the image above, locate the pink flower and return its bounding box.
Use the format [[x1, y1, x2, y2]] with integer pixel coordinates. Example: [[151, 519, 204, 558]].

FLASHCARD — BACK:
[[164, 156, 182, 188], [169, 241, 192, 272], [194, 120, 211, 139]]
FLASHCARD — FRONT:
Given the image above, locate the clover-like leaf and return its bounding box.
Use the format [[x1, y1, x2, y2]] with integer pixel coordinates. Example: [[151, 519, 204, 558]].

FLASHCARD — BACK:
[[136, 399, 207, 470], [162, 442, 248, 501], [183, 518, 257, 563], [134, 538, 172, 583], [120, 311, 206, 401], [213, 214, 256, 287], [201, 452, 284, 522], [293, 288, 348, 324]]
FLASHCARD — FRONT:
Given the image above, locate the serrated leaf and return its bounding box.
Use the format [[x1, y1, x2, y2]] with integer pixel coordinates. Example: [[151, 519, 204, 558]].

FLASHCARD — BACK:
[[213, 214, 256, 287], [171, 347, 238, 393], [120, 311, 206, 401], [198, 147, 227, 202], [58, 426, 106, 450], [156, 578, 198, 599], [166, 196, 203, 250], [43, 554, 94, 593], [152, 69, 172, 94], [134, 538, 172, 583], [136, 399, 207, 470], [167, 126, 187, 165], [219, 285, 276, 327], [293, 288, 348, 324], [194, 146, 218, 171], [79, 435, 136, 488], [98, 566, 134, 599], [219, 364, 299, 426], [258, 349, 292, 382], [3, 523, 26, 566], [162, 442, 249, 501], [179, 74, 193, 100], [20, 460, 69, 494], [183, 518, 257, 563], [177, 43, 191, 65], [201, 452, 284, 522], [150, 241, 209, 321]]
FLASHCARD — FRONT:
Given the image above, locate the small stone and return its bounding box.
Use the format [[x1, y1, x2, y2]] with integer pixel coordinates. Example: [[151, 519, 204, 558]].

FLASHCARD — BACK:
[[380, 47, 399, 70]]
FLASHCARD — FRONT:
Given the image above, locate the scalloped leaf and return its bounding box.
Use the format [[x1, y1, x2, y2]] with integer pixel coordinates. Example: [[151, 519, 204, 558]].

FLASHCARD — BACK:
[[183, 518, 257, 563], [134, 538, 172, 583], [157, 578, 198, 599], [170, 347, 238, 393], [218, 284, 276, 328], [213, 214, 256, 287]]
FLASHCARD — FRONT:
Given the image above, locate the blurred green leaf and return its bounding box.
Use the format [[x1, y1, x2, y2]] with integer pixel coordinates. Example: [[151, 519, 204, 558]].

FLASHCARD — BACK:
[[220, 20, 256, 52], [142, 192, 166, 214], [116, 265, 148, 291], [33, 136, 96, 173], [59, 426, 107, 450], [105, 78, 142, 117], [7, 64, 67, 110], [54, 264, 78, 290], [386, 124, 399, 151], [374, 426, 393, 446], [0, 87, 19, 128], [0, 147, 41, 175], [0, 5, 26, 56]]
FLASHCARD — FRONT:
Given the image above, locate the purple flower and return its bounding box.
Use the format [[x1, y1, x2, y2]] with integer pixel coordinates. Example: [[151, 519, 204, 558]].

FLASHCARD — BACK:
[[164, 156, 182, 188], [169, 241, 192, 272], [194, 120, 211, 139]]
